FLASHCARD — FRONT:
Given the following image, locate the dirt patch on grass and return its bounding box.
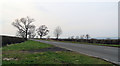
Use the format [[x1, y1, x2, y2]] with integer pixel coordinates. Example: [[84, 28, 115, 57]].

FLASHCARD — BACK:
[[21, 47, 72, 53]]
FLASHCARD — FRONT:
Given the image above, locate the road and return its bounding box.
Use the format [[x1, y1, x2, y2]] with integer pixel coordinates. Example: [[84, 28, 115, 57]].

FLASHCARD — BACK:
[[31, 39, 119, 64]]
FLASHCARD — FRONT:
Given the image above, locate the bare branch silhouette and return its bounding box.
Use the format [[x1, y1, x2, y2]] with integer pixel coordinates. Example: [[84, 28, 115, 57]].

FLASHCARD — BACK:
[[36, 25, 49, 39], [12, 16, 35, 40], [28, 25, 36, 38], [85, 34, 90, 40], [54, 26, 62, 40]]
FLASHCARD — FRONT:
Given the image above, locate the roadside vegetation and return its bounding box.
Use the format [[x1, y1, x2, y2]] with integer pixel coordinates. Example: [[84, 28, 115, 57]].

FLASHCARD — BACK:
[[56, 40, 120, 47], [35, 39, 120, 47], [2, 40, 53, 51], [2, 40, 113, 65]]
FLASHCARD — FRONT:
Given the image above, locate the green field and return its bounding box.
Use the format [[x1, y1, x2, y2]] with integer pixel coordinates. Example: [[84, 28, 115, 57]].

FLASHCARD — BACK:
[[48, 40, 120, 47], [2, 40, 113, 65], [65, 41, 120, 47]]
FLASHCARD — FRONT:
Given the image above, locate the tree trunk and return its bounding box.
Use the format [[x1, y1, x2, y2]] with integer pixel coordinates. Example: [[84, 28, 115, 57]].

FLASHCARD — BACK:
[[25, 28, 28, 40], [56, 37, 58, 40], [56, 35, 59, 40], [40, 35, 42, 39]]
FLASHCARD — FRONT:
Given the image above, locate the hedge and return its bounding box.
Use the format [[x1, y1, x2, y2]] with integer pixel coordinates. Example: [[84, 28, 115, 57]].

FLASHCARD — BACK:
[[1, 35, 26, 47], [50, 38, 119, 45]]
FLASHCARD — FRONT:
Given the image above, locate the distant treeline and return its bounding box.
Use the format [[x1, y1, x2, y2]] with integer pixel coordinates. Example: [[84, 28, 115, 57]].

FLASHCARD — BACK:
[[1, 35, 26, 47], [48, 38, 119, 45]]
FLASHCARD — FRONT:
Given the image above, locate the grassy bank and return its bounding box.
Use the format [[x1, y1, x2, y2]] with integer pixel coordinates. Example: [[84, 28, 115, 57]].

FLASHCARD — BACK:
[[2, 40, 113, 65], [2, 40, 53, 51]]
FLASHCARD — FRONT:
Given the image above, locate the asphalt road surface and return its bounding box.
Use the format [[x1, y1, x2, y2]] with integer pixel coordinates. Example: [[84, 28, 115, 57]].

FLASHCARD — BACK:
[[31, 39, 119, 64]]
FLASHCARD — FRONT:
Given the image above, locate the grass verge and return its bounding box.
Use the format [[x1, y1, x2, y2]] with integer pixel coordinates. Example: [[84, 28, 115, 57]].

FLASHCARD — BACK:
[[3, 51, 113, 64], [2, 40, 53, 51], [2, 40, 113, 65]]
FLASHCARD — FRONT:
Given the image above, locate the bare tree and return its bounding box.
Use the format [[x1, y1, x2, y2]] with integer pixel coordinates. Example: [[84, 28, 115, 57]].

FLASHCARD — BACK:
[[54, 26, 62, 40], [12, 16, 35, 40], [71, 36, 74, 39], [28, 25, 36, 38], [16, 30, 26, 38], [68, 37, 71, 39], [85, 34, 90, 40], [36, 25, 49, 39]]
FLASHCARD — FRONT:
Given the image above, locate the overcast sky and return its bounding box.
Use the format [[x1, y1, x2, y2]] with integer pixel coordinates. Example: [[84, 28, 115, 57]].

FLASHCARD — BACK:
[[0, 0, 118, 38]]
